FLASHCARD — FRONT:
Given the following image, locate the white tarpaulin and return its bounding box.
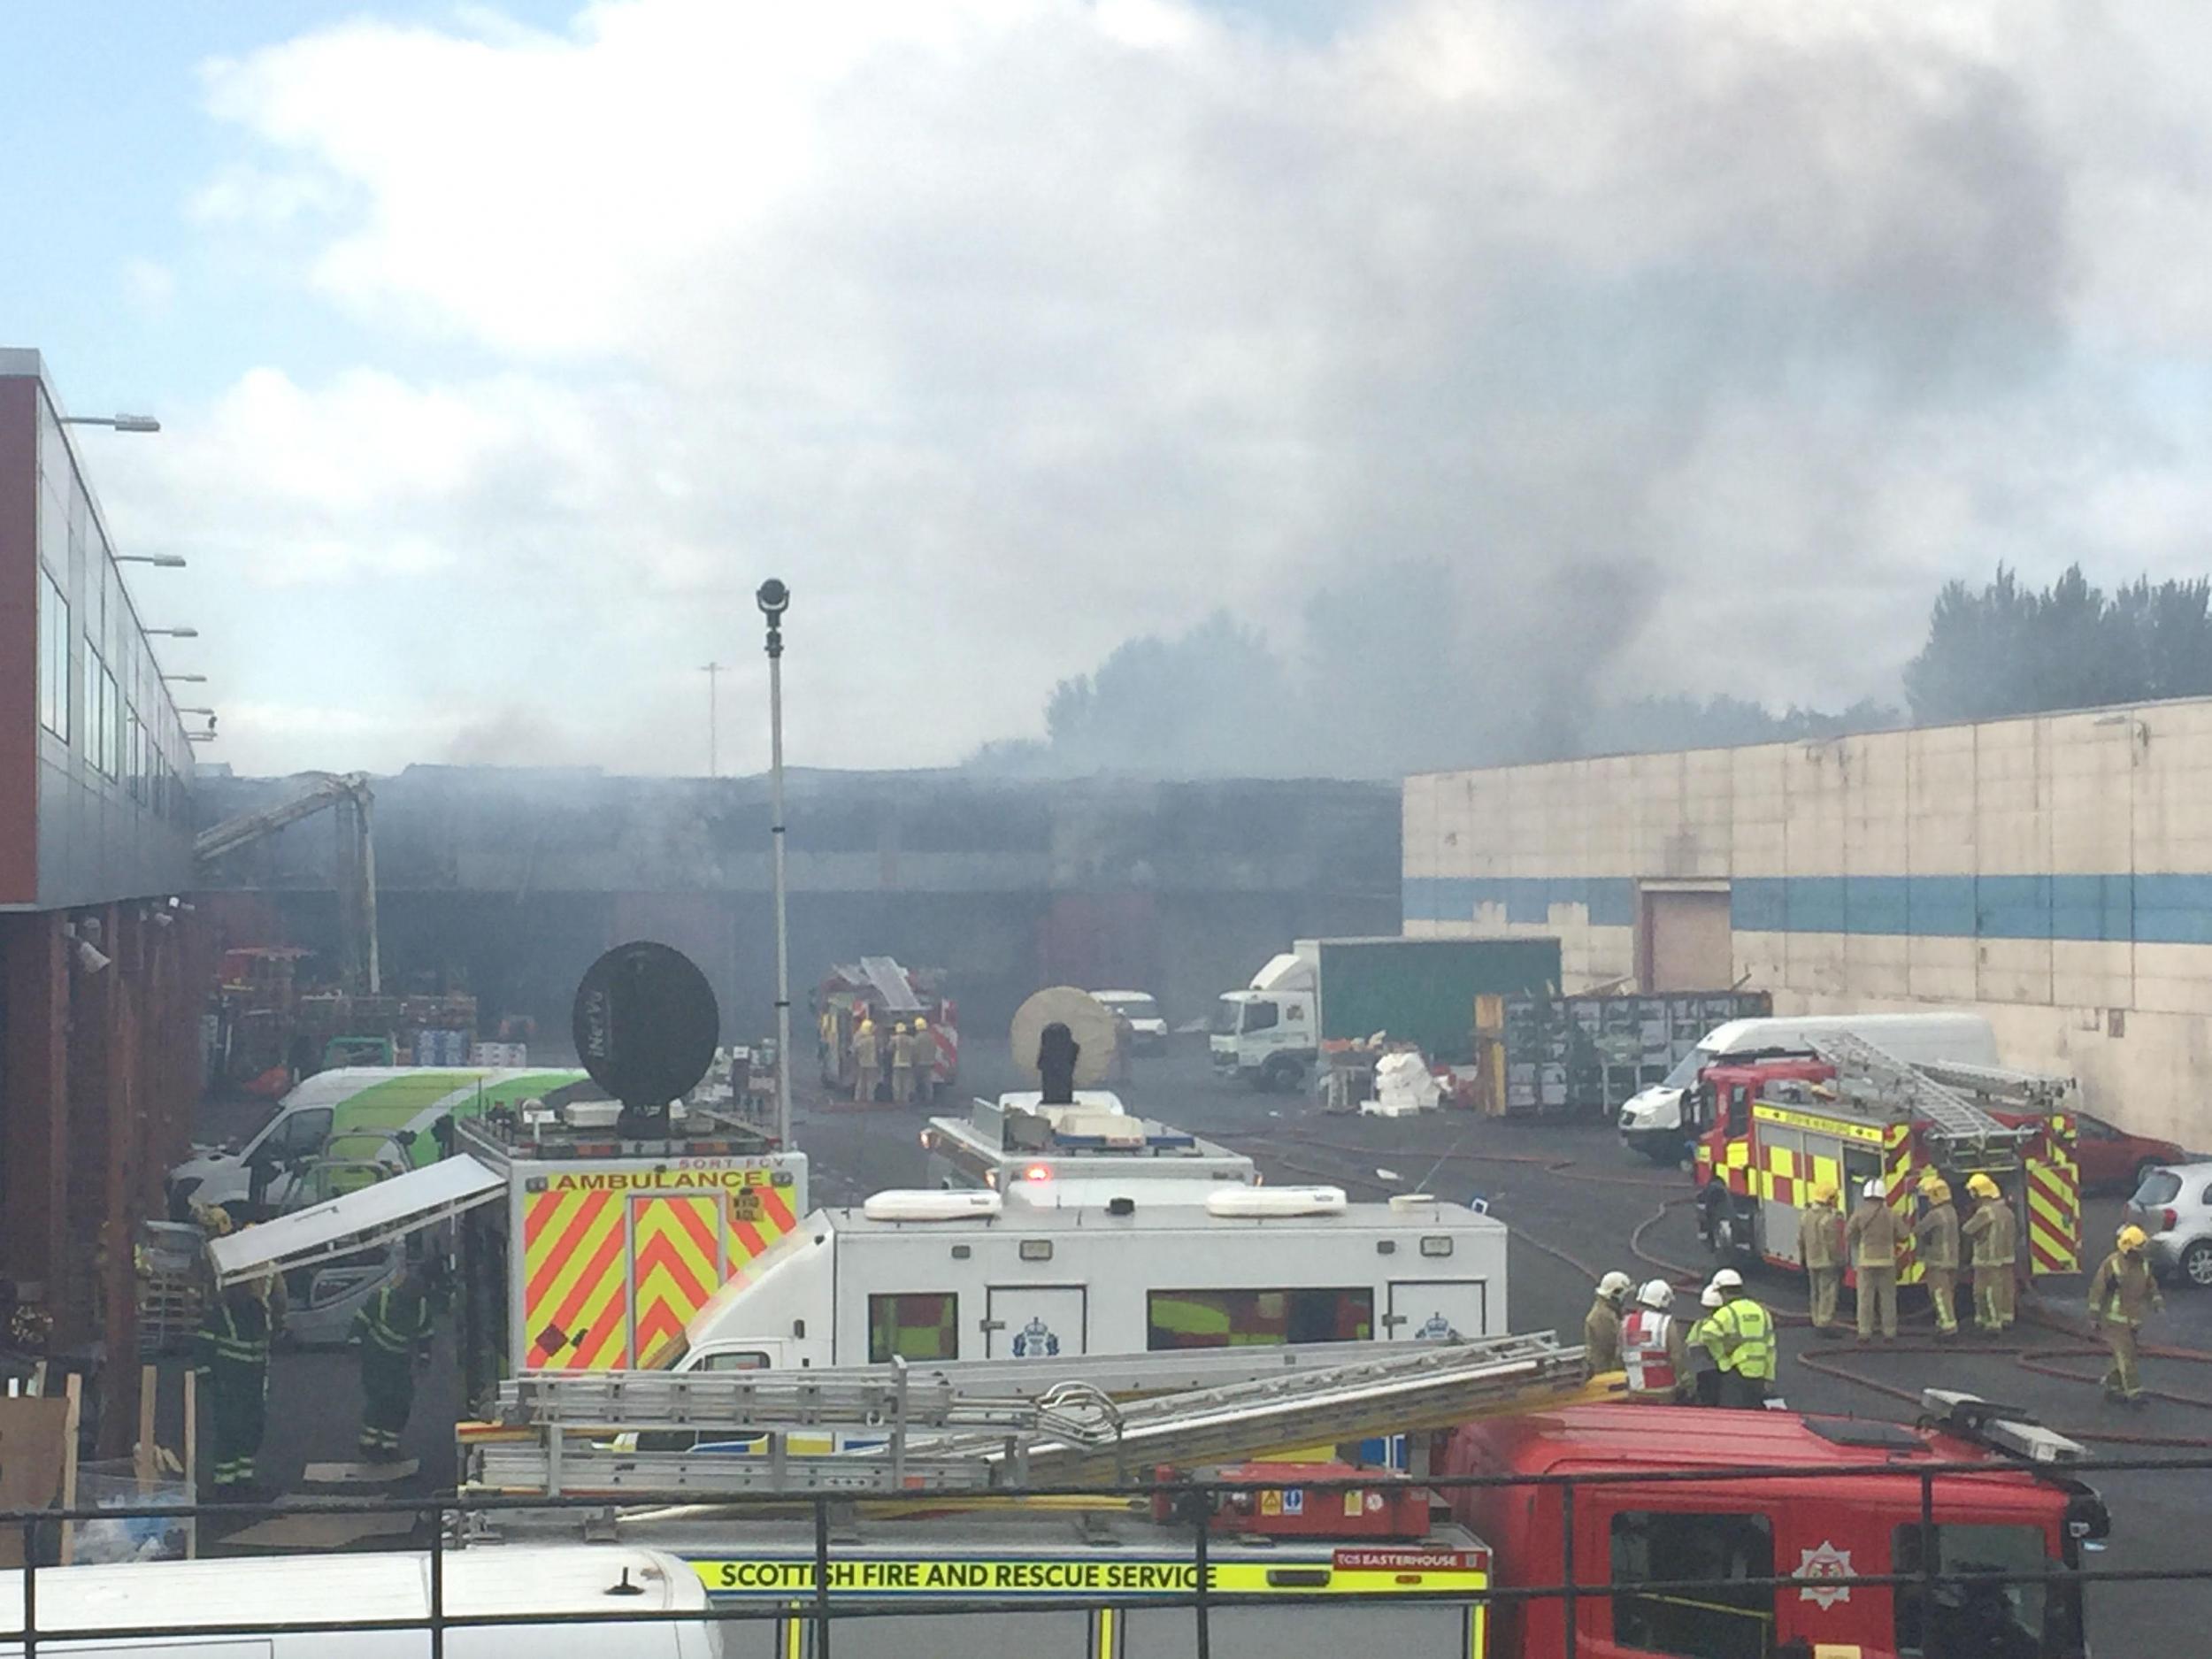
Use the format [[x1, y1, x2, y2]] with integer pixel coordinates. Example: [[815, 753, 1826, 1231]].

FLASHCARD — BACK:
[[207, 1155, 503, 1286]]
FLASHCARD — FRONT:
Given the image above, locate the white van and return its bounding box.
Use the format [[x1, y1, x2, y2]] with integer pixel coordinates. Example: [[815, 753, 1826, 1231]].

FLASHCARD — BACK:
[[1616, 1012, 2001, 1162], [0, 1545, 718, 1658]]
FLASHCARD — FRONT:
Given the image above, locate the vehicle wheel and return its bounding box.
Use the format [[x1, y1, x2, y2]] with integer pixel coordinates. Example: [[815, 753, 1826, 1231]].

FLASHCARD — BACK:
[[1262, 1055, 1308, 1094], [2183, 1240, 2212, 1289]]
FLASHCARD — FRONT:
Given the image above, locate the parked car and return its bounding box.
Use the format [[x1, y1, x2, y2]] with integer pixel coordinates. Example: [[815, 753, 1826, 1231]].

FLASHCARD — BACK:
[[2124, 1162, 2212, 1288], [1092, 991, 1168, 1055], [2072, 1110, 2186, 1194]]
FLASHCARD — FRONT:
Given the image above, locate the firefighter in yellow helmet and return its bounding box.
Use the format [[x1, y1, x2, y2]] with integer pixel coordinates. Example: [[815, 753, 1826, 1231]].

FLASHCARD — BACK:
[[1798, 1179, 1847, 1334], [1961, 1172, 2017, 1333], [910, 1015, 933, 1105], [889, 1020, 916, 1104], [1913, 1172, 1962, 1338], [2087, 1224, 2164, 1405]]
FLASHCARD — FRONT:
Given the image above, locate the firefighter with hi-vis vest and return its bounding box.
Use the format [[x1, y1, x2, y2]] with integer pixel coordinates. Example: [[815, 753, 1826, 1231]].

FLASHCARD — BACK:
[[1961, 1172, 2019, 1333], [1913, 1171, 1963, 1339], [1619, 1280, 1692, 1403]]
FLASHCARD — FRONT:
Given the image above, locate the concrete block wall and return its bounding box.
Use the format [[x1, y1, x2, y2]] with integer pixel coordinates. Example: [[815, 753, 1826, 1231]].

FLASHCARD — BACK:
[[1406, 699, 2212, 1146]]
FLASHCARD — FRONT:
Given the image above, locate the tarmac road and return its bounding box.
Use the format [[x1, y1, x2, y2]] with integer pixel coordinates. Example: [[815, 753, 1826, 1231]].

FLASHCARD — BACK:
[[204, 1037, 2211, 1647]]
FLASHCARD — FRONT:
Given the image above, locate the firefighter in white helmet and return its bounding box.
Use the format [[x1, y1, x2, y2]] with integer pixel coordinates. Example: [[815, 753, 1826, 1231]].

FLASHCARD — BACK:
[[1701, 1268, 1776, 1409], [1846, 1177, 1905, 1342], [1620, 1280, 1690, 1403], [1686, 1282, 1727, 1405], [1585, 1271, 1633, 1377]]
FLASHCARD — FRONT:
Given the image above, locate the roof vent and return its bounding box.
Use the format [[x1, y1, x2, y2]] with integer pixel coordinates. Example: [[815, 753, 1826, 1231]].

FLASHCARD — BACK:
[[1205, 1186, 1348, 1219], [862, 1189, 1003, 1223]]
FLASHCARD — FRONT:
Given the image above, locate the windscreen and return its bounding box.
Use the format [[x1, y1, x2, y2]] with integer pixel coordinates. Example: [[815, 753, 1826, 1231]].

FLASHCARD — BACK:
[[1212, 999, 1243, 1035]]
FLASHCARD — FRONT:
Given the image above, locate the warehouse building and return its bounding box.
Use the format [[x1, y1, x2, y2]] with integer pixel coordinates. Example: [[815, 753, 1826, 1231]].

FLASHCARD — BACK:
[[1404, 701, 2212, 1145], [0, 349, 207, 1450]]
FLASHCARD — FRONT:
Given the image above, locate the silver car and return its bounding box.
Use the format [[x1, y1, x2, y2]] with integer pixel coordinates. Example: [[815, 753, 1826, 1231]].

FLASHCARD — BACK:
[[2124, 1161, 2212, 1288]]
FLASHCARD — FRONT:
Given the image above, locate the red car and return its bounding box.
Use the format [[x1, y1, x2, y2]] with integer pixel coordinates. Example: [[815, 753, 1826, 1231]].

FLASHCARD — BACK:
[[2072, 1110, 2185, 1193]]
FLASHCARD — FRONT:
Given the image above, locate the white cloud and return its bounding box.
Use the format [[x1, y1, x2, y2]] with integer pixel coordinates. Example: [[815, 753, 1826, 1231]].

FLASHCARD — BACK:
[[122, 257, 176, 311], [107, 0, 2212, 772]]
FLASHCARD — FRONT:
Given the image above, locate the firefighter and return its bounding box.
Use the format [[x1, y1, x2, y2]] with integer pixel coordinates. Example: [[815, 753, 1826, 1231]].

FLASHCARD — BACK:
[[1585, 1271, 1633, 1375], [911, 1015, 933, 1103], [352, 1269, 435, 1463], [194, 1279, 273, 1494], [1961, 1172, 2018, 1334], [1914, 1173, 1962, 1339], [1701, 1269, 1776, 1408], [1686, 1282, 1726, 1405], [1846, 1178, 1903, 1342], [2087, 1224, 2164, 1406], [1620, 1279, 1690, 1402], [852, 1015, 880, 1103], [1799, 1179, 1847, 1334], [890, 1020, 916, 1105]]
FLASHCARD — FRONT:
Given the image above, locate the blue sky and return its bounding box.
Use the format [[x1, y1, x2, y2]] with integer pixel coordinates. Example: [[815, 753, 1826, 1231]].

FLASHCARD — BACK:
[[6, 2, 2209, 780]]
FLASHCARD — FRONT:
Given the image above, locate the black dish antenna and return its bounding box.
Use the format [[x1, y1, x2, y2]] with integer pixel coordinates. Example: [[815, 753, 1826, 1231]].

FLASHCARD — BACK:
[[572, 941, 719, 1135]]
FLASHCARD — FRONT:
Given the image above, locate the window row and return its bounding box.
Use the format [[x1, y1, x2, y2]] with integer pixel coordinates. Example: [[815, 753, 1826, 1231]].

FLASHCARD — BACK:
[[863, 1286, 1378, 1364]]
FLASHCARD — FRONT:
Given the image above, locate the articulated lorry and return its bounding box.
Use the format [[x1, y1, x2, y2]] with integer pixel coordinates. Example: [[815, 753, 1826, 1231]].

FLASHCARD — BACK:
[[1212, 937, 1560, 1093]]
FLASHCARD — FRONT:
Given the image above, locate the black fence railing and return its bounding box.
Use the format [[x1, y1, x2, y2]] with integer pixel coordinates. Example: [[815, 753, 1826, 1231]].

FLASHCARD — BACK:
[[3, 1453, 2208, 1655]]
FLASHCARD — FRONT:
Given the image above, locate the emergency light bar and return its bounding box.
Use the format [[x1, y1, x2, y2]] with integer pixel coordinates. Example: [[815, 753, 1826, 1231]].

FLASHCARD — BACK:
[[1920, 1389, 2086, 1464]]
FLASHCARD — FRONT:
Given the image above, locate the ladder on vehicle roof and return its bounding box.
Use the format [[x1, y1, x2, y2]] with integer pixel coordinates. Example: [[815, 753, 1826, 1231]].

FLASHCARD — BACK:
[[857, 956, 925, 1013], [1909, 1058, 2078, 1118], [1804, 1033, 2033, 1162], [465, 1333, 1586, 1500]]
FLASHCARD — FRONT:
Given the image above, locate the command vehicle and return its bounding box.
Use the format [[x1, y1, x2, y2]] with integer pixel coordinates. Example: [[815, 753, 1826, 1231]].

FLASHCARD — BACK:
[[1618, 1010, 1999, 1161], [0, 1545, 718, 1658], [651, 1181, 1506, 1373], [921, 1092, 1256, 1190], [1445, 1391, 2103, 1659], [205, 1097, 809, 1394], [167, 1065, 592, 1217], [1213, 937, 1561, 1092], [1692, 1034, 2083, 1280], [816, 956, 957, 1102]]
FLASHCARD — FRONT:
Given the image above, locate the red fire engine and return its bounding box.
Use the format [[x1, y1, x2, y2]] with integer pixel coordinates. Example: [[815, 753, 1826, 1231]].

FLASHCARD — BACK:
[[1447, 1392, 2104, 1658], [1689, 1033, 2083, 1286], [814, 956, 959, 1104]]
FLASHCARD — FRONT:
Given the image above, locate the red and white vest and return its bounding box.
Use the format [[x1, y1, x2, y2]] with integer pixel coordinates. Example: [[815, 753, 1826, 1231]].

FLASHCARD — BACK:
[[1621, 1309, 1677, 1394]]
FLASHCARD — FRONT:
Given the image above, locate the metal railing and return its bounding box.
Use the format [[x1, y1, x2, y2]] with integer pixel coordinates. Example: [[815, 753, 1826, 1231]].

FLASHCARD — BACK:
[[2, 1453, 2208, 1655]]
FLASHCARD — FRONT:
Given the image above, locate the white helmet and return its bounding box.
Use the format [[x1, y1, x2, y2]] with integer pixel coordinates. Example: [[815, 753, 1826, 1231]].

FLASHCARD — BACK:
[[1597, 1271, 1634, 1302], [1863, 1178, 1886, 1200], [1700, 1284, 1724, 1309], [1637, 1279, 1674, 1310], [1709, 1268, 1744, 1293]]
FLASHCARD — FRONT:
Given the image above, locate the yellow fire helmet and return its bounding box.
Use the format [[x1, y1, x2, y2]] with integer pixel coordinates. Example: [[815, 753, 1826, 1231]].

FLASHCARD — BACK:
[[1808, 1180, 1838, 1206], [2118, 1224, 2149, 1253], [1925, 1179, 1952, 1203], [1966, 1172, 2001, 1199]]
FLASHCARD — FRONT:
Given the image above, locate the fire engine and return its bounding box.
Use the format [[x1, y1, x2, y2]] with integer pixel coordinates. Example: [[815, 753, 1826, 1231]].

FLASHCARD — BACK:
[[1691, 1032, 2083, 1284], [816, 956, 959, 1103], [456, 1333, 2108, 1657]]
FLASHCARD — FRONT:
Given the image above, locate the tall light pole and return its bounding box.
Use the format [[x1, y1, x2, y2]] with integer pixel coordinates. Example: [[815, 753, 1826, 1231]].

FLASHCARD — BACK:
[[700, 661, 725, 778], [757, 580, 793, 1148], [62, 414, 161, 433]]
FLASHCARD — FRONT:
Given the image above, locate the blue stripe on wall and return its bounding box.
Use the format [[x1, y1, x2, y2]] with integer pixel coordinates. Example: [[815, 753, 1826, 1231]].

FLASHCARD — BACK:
[[1405, 872, 2212, 945]]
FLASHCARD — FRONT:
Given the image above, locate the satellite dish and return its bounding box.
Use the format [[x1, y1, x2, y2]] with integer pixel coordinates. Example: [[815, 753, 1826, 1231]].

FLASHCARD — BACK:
[[572, 941, 719, 1116], [1010, 987, 1118, 1094]]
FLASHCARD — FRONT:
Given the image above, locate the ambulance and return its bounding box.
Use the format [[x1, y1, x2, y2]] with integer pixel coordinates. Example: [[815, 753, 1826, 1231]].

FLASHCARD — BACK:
[[1691, 1033, 2083, 1282], [650, 1181, 1506, 1374], [204, 1095, 810, 1393], [919, 1092, 1256, 1191]]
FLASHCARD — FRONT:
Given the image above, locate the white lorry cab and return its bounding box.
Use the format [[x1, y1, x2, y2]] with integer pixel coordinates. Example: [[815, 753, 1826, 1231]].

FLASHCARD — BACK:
[[921, 1094, 1256, 1191], [1616, 1012, 2001, 1162], [0, 1545, 718, 1659], [653, 1181, 1506, 1374]]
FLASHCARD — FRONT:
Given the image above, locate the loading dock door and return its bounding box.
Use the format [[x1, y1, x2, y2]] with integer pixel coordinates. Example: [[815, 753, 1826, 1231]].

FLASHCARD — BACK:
[[1642, 887, 1733, 992], [1384, 1279, 1488, 1342], [986, 1285, 1087, 1358]]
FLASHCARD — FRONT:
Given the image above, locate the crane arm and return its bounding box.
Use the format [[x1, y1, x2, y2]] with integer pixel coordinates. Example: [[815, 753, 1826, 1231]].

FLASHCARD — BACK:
[[194, 771, 372, 865]]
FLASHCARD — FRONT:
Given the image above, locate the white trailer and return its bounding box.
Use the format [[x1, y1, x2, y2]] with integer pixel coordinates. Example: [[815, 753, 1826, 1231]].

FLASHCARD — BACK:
[[921, 1093, 1256, 1191], [653, 1182, 1506, 1373], [0, 1545, 717, 1658]]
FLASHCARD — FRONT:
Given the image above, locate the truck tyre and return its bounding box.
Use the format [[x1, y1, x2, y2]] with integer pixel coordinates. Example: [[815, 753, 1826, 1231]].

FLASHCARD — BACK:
[[1261, 1055, 1308, 1094]]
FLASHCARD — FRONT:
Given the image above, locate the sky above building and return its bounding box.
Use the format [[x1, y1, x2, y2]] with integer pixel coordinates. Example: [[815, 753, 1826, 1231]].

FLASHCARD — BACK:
[[7, 0, 2212, 777]]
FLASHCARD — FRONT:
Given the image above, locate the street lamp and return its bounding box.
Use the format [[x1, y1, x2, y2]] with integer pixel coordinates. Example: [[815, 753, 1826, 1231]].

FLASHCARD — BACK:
[[143, 626, 197, 638], [62, 414, 160, 434], [174, 707, 216, 717], [757, 578, 793, 1149], [161, 673, 206, 683], [115, 554, 186, 568]]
